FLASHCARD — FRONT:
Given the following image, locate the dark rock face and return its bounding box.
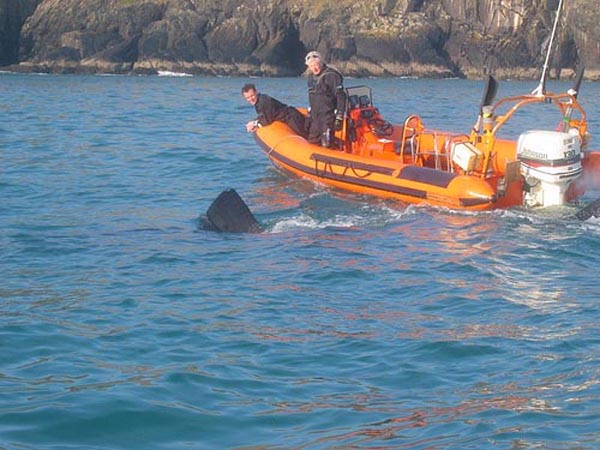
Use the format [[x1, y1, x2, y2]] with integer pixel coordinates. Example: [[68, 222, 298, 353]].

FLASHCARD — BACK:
[[13, 0, 167, 73], [2, 0, 599, 79], [0, 0, 42, 66]]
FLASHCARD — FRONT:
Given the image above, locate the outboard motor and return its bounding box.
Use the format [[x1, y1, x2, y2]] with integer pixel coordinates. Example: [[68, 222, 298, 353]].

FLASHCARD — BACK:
[[517, 130, 582, 207]]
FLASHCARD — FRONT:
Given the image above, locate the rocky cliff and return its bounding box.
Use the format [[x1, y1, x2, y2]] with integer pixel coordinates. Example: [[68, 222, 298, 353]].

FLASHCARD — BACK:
[[1, 0, 599, 79]]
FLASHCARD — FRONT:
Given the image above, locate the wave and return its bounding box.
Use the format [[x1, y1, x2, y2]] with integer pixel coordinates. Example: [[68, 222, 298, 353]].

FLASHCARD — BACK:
[[157, 70, 193, 77]]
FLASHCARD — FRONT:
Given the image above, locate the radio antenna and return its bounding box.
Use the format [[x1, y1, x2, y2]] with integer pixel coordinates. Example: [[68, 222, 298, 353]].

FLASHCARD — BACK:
[[532, 0, 564, 96]]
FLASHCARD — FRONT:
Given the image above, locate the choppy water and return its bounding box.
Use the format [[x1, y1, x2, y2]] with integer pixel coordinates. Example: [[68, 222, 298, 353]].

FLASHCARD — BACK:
[[2, 72, 600, 449]]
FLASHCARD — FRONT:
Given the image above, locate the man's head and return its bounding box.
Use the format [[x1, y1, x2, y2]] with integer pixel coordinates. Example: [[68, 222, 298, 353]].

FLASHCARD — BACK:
[[305, 51, 323, 75], [242, 83, 259, 105]]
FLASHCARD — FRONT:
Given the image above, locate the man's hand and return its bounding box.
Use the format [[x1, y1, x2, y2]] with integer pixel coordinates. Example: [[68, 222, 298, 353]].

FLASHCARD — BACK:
[[246, 120, 259, 133]]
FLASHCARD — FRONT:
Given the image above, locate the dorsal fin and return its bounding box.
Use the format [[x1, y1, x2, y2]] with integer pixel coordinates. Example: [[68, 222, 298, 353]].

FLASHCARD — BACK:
[[201, 189, 263, 233]]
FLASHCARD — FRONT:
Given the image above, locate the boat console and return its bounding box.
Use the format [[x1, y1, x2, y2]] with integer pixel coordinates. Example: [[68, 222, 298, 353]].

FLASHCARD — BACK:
[[343, 85, 402, 156]]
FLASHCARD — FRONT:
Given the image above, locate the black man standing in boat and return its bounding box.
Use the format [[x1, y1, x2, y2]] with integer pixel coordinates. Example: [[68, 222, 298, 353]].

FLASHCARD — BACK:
[[304, 51, 347, 148], [241, 83, 307, 138]]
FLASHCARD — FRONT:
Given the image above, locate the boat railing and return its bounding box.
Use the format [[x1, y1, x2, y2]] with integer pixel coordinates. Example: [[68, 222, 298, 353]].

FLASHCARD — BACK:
[[399, 115, 423, 162], [472, 90, 588, 179], [489, 91, 587, 139]]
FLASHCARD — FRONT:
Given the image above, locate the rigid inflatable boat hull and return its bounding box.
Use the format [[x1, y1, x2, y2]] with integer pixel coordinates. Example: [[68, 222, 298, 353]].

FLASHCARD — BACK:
[[255, 123, 498, 210]]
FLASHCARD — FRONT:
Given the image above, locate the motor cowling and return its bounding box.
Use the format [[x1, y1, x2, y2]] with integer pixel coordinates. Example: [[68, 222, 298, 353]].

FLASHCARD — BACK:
[[516, 130, 582, 207]]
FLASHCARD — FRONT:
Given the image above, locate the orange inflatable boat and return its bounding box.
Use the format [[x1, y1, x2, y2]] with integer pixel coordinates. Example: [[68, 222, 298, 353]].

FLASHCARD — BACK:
[[254, 79, 600, 211]]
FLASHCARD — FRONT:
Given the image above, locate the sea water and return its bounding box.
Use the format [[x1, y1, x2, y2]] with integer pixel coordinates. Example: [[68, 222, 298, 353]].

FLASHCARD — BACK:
[[1, 73, 600, 449]]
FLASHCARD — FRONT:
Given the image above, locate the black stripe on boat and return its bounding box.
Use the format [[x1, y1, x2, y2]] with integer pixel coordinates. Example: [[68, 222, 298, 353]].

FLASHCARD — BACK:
[[310, 154, 427, 199], [310, 153, 396, 176], [397, 165, 457, 188], [460, 196, 496, 207]]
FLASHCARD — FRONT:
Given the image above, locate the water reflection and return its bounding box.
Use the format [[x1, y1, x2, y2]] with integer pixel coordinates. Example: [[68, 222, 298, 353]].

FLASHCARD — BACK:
[[294, 389, 582, 449]]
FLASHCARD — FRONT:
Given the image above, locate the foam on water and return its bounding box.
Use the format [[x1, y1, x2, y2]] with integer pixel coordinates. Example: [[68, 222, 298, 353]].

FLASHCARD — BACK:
[[157, 70, 193, 77]]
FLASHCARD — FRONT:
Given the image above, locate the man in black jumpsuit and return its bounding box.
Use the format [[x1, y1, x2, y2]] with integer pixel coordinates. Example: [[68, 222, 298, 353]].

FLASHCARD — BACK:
[[242, 83, 307, 138], [305, 51, 347, 147]]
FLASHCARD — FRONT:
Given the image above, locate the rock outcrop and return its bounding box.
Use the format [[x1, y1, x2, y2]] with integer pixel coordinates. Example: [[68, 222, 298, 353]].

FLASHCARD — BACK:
[[2, 0, 599, 79]]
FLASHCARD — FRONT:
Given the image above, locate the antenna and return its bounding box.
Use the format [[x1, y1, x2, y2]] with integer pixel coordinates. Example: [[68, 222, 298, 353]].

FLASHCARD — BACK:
[[531, 0, 564, 96]]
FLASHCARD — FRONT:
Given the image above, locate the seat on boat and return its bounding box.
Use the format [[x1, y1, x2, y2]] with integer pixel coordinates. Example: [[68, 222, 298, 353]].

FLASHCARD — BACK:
[[344, 86, 396, 147]]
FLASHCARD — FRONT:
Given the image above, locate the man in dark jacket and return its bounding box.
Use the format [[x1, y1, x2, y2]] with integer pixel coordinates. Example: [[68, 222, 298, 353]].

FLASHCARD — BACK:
[[305, 51, 347, 147], [242, 83, 307, 138]]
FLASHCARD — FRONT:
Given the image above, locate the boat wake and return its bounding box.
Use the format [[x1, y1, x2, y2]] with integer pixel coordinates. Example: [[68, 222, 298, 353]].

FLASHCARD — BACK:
[[266, 194, 418, 233], [269, 213, 361, 233], [198, 188, 600, 235]]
